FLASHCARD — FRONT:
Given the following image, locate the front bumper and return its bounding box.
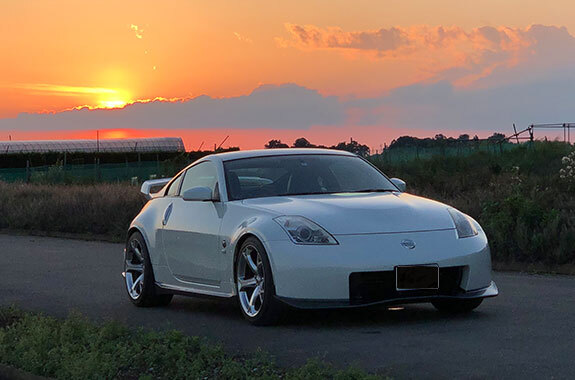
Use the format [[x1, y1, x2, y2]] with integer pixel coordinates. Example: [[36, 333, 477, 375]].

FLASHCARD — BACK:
[[265, 229, 494, 300], [276, 281, 499, 309]]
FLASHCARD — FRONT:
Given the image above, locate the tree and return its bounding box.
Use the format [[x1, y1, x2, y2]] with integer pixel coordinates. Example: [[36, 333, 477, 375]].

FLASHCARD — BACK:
[[458, 134, 470, 141], [331, 138, 370, 157], [388, 136, 420, 149], [487, 132, 506, 141], [292, 137, 315, 148], [265, 139, 288, 149]]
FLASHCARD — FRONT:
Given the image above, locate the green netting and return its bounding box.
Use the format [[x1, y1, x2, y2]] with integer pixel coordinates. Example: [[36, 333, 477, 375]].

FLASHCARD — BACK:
[[0, 161, 169, 184], [374, 143, 517, 163]]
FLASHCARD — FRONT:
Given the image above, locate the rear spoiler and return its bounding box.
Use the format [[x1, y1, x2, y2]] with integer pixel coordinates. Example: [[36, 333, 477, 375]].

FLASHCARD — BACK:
[[140, 178, 172, 200]]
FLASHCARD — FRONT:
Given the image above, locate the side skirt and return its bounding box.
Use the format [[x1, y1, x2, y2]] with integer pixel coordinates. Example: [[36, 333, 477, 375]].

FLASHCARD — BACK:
[[155, 282, 234, 299]]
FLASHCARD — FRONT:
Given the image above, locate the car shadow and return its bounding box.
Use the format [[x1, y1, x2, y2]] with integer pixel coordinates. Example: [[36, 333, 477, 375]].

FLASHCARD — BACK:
[[278, 303, 489, 329], [163, 295, 491, 329]]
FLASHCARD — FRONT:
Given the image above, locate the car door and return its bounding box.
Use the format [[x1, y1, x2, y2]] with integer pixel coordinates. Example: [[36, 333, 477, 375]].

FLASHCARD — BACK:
[[161, 161, 225, 289]]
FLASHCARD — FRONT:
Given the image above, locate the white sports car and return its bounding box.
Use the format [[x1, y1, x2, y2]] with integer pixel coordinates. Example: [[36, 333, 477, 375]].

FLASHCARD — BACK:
[[124, 149, 498, 325]]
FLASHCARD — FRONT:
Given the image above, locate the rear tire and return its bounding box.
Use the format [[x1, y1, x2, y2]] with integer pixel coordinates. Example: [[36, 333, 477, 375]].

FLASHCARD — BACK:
[[432, 298, 483, 313], [124, 231, 173, 307], [235, 237, 282, 326]]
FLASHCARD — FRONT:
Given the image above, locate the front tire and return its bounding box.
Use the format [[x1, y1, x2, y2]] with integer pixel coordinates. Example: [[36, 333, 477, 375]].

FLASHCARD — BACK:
[[124, 231, 173, 307], [432, 298, 483, 313], [235, 237, 281, 325]]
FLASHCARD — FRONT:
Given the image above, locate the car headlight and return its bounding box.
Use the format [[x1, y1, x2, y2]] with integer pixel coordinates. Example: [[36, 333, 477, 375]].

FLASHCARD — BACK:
[[447, 208, 478, 238], [274, 216, 338, 245]]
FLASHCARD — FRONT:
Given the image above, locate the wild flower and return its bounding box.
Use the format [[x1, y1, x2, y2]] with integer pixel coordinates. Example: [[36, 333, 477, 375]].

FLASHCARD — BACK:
[[510, 165, 522, 185], [559, 150, 575, 184]]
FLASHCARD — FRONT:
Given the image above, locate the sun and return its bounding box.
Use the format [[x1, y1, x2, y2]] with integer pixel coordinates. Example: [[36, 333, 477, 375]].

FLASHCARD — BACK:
[[98, 90, 132, 109], [99, 99, 128, 108], [101, 129, 132, 139]]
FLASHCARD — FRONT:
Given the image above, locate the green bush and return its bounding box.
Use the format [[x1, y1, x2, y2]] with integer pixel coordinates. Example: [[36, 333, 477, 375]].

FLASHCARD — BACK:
[[0, 308, 382, 380], [372, 141, 575, 266], [483, 194, 561, 263]]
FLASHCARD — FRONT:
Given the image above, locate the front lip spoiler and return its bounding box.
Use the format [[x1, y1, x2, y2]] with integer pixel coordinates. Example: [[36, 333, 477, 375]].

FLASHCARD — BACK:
[[275, 281, 499, 309]]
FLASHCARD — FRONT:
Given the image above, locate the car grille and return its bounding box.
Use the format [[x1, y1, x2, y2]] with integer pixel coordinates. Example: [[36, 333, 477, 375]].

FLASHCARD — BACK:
[[349, 266, 465, 305]]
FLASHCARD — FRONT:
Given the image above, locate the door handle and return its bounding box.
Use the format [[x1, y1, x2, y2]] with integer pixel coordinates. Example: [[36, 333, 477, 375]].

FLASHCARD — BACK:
[[162, 203, 173, 226]]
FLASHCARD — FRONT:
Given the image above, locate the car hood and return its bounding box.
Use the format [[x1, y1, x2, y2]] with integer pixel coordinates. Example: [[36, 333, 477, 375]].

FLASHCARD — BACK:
[[241, 192, 455, 235]]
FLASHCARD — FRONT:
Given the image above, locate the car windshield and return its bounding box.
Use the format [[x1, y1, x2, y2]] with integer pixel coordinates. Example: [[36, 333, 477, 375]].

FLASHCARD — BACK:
[[223, 154, 396, 201]]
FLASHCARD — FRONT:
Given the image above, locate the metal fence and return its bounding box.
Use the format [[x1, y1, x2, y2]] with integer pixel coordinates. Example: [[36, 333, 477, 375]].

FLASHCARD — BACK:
[[373, 141, 518, 163], [0, 161, 168, 183], [0, 137, 185, 154]]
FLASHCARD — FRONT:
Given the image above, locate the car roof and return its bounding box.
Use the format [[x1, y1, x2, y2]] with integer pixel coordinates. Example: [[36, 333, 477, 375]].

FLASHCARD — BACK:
[[205, 148, 356, 162]]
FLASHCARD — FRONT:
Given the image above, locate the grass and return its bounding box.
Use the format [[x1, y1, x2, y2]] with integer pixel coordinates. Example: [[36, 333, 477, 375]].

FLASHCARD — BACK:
[[0, 307, 382, 380], [371, 141, 575, 267], [0, 182, 144, 242], [1, 141, 574, 268]]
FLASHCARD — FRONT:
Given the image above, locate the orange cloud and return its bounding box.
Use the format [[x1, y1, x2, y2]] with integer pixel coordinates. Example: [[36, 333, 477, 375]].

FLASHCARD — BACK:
[[280, 23, 531, 54], [130, 24, 144, 39], [233, 32, 253, 44], [10, 83, 119, 96], [279, 24, 408, 53], [278, 24, 539, 86], [6, 84, 133, 110]]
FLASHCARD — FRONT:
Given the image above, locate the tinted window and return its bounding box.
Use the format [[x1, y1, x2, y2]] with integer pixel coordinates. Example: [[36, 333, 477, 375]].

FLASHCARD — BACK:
[[224, 154, 395, 201], [165, 174, 183, 196], [180, 161, 218, 195]]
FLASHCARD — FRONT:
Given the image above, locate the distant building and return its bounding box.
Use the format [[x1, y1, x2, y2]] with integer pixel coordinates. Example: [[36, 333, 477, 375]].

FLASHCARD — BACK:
[[0, 137, 185, 154]]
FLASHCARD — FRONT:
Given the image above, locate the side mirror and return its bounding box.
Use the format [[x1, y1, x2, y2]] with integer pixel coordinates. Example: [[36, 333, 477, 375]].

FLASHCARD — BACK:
[[390, 178, 406, 192], [182, 186, 214, 201], [140, 178, 172, 200]]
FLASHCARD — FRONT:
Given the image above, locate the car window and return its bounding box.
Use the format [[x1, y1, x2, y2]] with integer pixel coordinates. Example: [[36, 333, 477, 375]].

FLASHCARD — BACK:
[[328, 160, 380, 189], [224, 154, 396, 201], [180, 161, 218, 196], [165, 173, 183, 197]]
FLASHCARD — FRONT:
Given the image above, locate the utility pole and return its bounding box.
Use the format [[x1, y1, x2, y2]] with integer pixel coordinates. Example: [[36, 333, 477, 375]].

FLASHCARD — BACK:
[[216, 135, 230, 150]]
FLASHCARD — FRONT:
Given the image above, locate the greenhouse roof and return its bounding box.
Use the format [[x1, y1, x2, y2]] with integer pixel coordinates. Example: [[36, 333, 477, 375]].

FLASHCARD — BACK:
[[0, 137, 185, 154]]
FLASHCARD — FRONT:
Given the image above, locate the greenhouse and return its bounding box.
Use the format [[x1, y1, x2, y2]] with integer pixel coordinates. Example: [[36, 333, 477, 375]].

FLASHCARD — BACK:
[[0, 137, 185, 154]]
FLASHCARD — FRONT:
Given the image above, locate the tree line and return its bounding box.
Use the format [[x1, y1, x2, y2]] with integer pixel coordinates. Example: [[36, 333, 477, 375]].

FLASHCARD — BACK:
[[264, 132, 508, 157], [265, 137, 371, 157], [388, 132, 507, 149]]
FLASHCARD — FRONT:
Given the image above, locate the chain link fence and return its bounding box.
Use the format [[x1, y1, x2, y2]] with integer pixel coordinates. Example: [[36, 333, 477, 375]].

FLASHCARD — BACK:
[[373, 141, 518, 163], [0, 161, 169, 184]]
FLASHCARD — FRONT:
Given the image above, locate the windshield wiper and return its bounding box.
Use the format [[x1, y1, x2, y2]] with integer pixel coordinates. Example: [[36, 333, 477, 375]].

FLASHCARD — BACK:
[[283, 189, 395, 196], [344, 189, 396, 193], [283, 191, 340, 196]]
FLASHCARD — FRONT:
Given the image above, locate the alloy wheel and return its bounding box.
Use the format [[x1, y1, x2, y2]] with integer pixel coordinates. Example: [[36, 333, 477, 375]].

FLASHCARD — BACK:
[[237, 244, 265, 317], [124, 238, 145, 300]]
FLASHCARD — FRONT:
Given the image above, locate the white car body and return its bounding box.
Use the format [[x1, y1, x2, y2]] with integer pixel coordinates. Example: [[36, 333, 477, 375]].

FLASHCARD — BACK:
[[128, 148, 498, 309]]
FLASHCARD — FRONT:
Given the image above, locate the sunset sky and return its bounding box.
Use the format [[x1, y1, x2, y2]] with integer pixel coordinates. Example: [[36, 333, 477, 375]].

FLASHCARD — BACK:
[[1, 0, 575, 150]]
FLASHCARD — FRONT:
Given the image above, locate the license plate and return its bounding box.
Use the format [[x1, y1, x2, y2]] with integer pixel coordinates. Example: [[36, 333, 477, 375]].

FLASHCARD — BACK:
[[396, 265, 439, 290]]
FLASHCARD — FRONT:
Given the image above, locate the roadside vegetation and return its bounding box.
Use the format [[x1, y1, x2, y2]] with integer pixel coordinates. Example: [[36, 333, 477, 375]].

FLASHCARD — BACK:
[[0, 182, 144, 241], [0, 307, 381, 380], [1, 140, 573, 269], [371, 141, 575, 269]]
